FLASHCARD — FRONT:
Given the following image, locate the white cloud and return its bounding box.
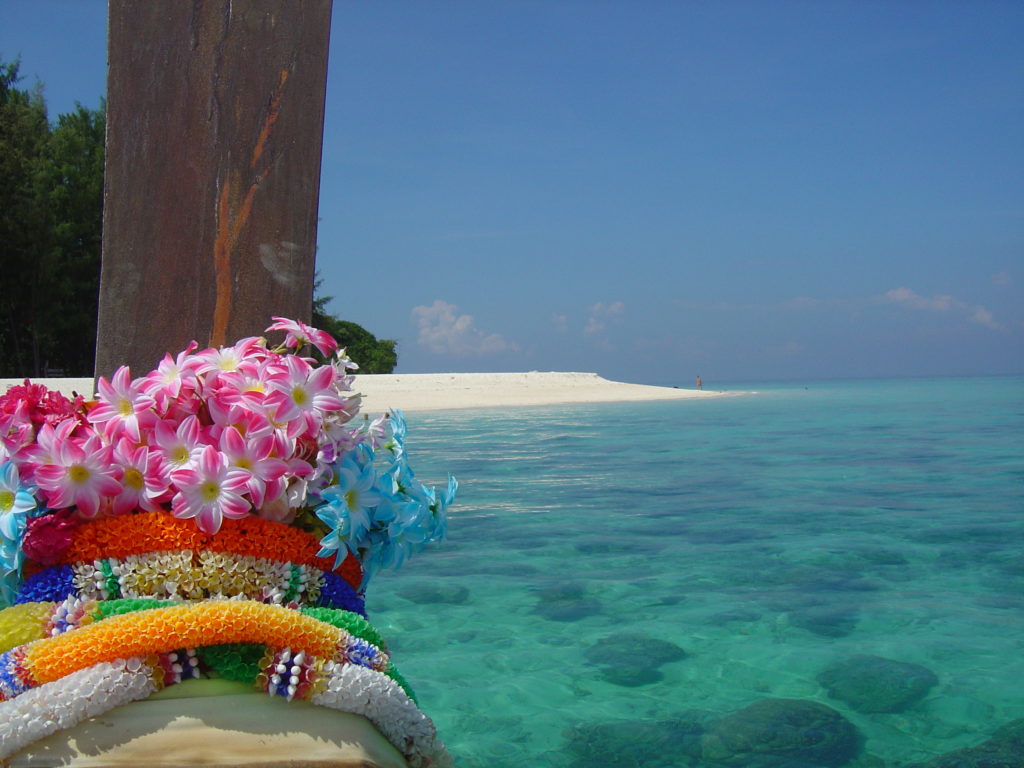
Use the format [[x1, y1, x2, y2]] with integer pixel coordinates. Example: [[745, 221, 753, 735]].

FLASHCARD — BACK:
[[883, 287, 954, 311], [551, 313, 568, 333], [882, 287, 1002, 330], [970, 307, 1000, 330], [991, 271, 1012, 287], [411, 300, 516, 356], [584, 301, 625, 335]]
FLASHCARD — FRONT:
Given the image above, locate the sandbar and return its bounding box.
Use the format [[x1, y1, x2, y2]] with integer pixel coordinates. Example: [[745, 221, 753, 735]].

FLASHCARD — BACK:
[[351, 371, 727, 414], [2, 372, 729, 416]]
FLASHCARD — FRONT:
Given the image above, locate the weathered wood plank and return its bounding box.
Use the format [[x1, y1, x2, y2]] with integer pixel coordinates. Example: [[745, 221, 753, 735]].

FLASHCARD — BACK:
[[96, 0, 333, 377]]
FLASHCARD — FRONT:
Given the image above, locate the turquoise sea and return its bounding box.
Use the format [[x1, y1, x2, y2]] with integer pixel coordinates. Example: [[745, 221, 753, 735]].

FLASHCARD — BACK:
[[369, 376, 1024, 768]]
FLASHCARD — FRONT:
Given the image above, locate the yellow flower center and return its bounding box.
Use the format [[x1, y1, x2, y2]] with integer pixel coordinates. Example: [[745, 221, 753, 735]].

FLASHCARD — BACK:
[[68, 465, 91, 485], [236, 458, 252, 470], [172, 447, 190, 464], [118, 398, 134, 417], [124, 467, 144, 490], [0, 490, 14, 512], [345, 489, 358, 510], [292, 387, 309, 406], [200, 481, 221, 502]]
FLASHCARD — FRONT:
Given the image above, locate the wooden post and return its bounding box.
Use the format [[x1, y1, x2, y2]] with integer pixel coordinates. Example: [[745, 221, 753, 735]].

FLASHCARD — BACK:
[[95, 0, 333, 377]]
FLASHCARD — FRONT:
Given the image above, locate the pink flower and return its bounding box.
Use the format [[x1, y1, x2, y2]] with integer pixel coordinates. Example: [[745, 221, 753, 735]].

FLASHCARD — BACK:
[[110, 439, 170, 515], [0, 401, 34, 460], [193, 337, 266, 378], [266, 356, 347, 438], [266, 317, 339, 357], [140, 343, 201, 410], [160, 388, 205, 423], [14, 419, 79, 481], [204, 359, 276, 426], [0, 380, 86, 430], [171, 445, 251, 534], [34, 434, 122, 517], [217, 426, 289, 508], [21, 509, 80, 565], [152, 416, 207, 472], [87, 366, 156, 442]]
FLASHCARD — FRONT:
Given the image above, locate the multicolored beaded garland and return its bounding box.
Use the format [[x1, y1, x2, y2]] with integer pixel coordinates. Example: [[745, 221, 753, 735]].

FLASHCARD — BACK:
[[16, 551, 364, 613], [0, 515, 446, 766], [0, 320, 457, 768], [0, 600, 398, 698], [0, 519, 448, 767]]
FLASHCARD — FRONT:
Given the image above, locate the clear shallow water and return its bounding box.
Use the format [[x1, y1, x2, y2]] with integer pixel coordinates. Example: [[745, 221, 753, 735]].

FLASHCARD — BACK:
[[368, 377, 1024, 767]]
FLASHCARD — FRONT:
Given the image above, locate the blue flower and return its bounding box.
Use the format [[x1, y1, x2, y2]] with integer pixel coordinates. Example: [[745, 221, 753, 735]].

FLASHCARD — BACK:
[[383, 409, 408, 464], [0, 461, 36, 573], [315, 462, 381, 567], [390, 409, 407, 444], [350, 441, 375, 468], [313, 410, 453, 587], [390, 457, 434, 509], [315, 501, 360, 569], [428, 474, 457, 543]]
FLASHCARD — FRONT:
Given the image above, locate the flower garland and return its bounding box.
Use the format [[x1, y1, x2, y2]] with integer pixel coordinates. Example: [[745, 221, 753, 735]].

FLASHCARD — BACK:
[[3, 600, 414, 702], [0, 318, 457, 765], [0, 659, 158, 759], [32, 510, 364, 589], [16, 552, 365, 614], [312, 663, 449, 768], [0, 598, 449, 766], [64, 551, 356, 609], [0, 599, 391, 661], [1, 601, 387, 692], [0, 654, 452, 768], [0, 602, 51, 650]]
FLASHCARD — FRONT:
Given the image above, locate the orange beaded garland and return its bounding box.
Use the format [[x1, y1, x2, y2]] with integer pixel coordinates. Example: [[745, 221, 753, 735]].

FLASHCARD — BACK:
[[23, 601, 344, 684], [49, 510, 362, 589]]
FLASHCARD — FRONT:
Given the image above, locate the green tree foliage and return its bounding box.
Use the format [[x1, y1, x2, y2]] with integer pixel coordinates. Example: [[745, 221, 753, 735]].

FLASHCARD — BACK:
[[0, 58, 105, 377], [1, 59, 51, 376], [313, 281, 398, 374], [44, 104, 106, 375]]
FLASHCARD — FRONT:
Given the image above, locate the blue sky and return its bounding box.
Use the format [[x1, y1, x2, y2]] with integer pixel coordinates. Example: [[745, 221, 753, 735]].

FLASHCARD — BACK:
[[3, 2, 1022, 384]]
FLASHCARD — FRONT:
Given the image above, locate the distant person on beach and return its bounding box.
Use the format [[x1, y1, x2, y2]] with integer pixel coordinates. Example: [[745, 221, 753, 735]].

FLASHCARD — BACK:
[[696, 375, 703, 390]]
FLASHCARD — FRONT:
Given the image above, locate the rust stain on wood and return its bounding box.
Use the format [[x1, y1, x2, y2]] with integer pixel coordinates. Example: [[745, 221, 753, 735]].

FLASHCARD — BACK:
[[252, 70, 289, 169], [211, 69, 290, 348]]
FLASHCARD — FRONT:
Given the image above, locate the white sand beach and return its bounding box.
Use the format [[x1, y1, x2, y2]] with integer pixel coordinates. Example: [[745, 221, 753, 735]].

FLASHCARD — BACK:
[[353, 371, 726, 414], [0, 378, 97, 401], [1, 372, 728, 415]]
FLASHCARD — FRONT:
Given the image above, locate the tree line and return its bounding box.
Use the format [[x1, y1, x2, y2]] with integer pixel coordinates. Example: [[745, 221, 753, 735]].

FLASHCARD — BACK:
[[0, 58, 396, 378], [1, 59, 103, 378]]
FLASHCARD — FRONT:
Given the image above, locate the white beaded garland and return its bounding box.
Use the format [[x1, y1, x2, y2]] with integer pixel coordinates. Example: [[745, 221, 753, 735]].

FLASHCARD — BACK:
[[0, 659, 157, 759]]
